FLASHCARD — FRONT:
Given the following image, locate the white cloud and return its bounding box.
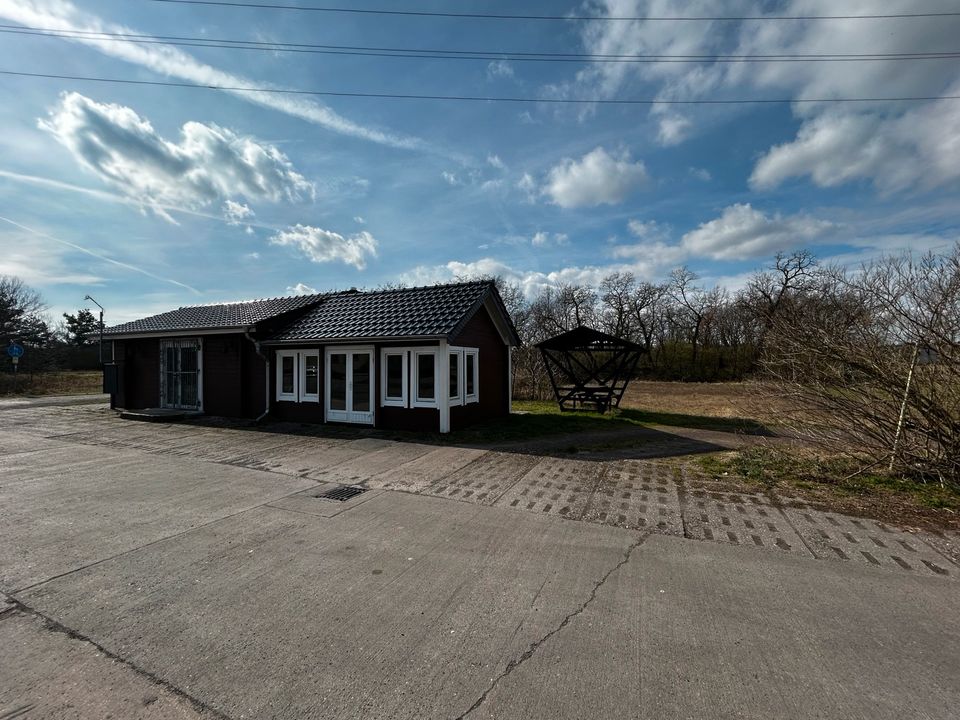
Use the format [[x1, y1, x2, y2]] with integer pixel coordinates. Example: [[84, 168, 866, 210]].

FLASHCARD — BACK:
[[560, 0, 960, 188], [487, 154, 506, 170], [39, 93, 315, 213], [353, 216, 366, 224], [543, 146, 648, 208], [656, 113, 692, 146], [626, 219, 672, 244], [0, 0, 425, 151], [286, 282, 318, 296], [531, 231, 570, 247], [487, 60, 515, 80], [680, 203, 836, 260], [689, 167, 712, 181], [223, 200, 254, 229], [516, 172, 537, 202], [441, 171, 462, 186], [270, 224, 378, 270], [750, 98, 960, 193]]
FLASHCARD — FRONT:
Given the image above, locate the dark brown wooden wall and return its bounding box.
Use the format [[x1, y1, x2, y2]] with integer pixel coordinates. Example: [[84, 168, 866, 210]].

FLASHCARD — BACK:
[[203, 335, 243, 417], [117, 337, 159, 409], [450, 304, 510, 431]]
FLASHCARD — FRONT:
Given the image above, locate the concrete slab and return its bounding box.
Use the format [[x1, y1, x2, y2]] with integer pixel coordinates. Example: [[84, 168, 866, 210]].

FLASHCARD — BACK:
[[0, 444, 316, 591], [473, 533, 960, 720], [784, 506, 956, 578], [0, 609, 205, 720], [422, 450, 541, 504], [308, 440, 436, 484], [368, 446, 488, 493], [16, 493, 639, 720], [583, 459, 684, 533], [684, 485, 812, 557]]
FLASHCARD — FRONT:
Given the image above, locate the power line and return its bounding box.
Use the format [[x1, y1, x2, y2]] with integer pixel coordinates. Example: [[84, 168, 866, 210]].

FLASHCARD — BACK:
[[5, 25, 960, 63], [145, 0, 960, 22], [3, 69, 959, 105]]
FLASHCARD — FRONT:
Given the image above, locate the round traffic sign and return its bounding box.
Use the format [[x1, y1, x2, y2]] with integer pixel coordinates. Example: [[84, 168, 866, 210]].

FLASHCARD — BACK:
[[7, 343, 24, 358]]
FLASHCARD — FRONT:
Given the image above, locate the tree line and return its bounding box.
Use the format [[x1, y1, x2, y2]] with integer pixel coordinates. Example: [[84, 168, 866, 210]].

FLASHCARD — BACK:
[[487, 243, 959, 486], [0, 275, 105, 373]]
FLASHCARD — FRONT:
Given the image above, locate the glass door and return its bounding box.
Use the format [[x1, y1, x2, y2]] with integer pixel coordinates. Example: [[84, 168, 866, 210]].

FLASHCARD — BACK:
[[160, 339, 202, 410], [325, 347, 374, 424]]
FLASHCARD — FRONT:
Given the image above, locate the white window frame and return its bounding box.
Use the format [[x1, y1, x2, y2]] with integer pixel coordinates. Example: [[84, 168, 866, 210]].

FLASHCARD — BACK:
[[448, 349, 462, 406], [464, 348, 479, 404], [276, 350, 298, 402], [276, 349, 320, 403], [412, 348, 439, 408], [299, 350, 320, 403], [447, 346, 479, 406], [380, 349, 408, 408]]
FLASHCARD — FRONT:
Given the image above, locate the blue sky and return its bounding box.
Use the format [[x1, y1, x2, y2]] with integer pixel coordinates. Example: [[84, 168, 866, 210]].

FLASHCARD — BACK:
[[0, 0, 958, 325]]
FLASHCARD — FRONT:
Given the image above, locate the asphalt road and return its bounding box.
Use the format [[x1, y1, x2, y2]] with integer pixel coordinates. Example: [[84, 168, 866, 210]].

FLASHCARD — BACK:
[[1, 403, 957, 719]]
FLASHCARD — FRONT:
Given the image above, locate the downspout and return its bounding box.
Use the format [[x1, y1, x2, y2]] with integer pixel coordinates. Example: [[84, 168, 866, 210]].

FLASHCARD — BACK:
[[245, 329, 271, 422]]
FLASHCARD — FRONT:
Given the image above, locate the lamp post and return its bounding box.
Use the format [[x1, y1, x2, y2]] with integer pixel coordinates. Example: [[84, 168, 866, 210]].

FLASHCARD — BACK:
[[84, 295, 104, 365]]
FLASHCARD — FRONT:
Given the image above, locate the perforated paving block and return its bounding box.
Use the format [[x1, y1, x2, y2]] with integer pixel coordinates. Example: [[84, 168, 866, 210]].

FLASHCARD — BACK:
[[490, 456, 606, 518], [421, 451, 542, 505], [682, 487, 812, 557], [783, 507, 956, 579], [582, 460, 683, 533]]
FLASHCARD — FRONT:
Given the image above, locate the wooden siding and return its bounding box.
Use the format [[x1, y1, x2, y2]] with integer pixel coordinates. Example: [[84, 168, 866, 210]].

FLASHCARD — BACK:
[[449, 304, 510, 431]]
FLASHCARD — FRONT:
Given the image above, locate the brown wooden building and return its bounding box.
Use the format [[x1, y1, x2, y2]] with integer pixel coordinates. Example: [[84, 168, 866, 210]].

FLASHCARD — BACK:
[[103, 281, 520, 433]]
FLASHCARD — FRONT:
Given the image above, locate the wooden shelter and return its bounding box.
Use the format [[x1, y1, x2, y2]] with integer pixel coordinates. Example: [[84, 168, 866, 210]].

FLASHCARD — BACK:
[[536, 326, 642, 412]]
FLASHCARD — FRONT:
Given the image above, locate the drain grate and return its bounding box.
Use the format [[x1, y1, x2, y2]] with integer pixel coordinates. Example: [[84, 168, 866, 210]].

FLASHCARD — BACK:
[[314, 485, 368, 502]]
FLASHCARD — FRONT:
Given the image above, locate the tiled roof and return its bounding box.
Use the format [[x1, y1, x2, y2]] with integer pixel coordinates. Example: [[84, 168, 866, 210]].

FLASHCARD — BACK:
[[104, 294, 326, 336], [268, 281, 497, 342]]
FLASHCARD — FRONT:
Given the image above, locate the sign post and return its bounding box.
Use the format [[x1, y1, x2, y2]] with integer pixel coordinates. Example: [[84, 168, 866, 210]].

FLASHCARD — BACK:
[[7, 342, 24, 394]]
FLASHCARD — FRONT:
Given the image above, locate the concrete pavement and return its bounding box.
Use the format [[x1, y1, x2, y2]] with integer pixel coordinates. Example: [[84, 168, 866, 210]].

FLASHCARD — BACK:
[[1, 403, 958, 719]]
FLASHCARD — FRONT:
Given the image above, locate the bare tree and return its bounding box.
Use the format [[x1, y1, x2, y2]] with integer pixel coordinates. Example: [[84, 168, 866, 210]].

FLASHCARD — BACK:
[[761, 245, 960, 486], [0, 275, 49, 346]]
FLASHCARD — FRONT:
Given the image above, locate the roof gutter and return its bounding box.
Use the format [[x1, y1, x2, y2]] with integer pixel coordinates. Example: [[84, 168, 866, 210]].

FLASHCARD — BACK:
[[244, 329, 271, 422]]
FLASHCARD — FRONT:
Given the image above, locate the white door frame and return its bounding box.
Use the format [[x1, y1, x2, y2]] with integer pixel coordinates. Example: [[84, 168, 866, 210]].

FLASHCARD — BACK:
[[324, 345, 375, 425]]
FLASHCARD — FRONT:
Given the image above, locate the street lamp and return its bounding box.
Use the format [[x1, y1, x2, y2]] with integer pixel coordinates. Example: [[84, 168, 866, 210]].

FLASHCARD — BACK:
[[84, 295, 104, 365]]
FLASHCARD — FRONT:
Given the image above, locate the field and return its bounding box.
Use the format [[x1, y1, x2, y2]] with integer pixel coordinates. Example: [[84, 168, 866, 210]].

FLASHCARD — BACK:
[[0, 370, 103, 396]]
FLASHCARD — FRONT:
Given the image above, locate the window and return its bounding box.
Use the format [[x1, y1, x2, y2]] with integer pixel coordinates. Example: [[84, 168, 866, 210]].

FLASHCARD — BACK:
[[465, 350, 478, 403], [447, 346, 479, 405], [381, 351, 407, 407], [276, 349, 320, 403], [277, 351, 297, 401], [448, 351, 460, 405], [301, 352, 319, 402], [413, 350, 437, 407]]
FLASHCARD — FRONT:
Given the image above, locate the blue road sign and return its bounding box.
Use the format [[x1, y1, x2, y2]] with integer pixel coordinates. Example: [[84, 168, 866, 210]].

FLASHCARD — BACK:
[[7, 343, 24, 358]]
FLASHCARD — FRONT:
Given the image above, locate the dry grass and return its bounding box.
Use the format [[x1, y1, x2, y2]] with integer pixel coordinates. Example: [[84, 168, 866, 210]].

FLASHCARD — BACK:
[[0, 370, 103, 396], [620, 380, 787, 426]]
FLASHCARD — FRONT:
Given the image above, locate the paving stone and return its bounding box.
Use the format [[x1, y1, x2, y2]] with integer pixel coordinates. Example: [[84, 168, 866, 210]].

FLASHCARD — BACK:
[[682, 487, 812, 557], [783, 507, 956, 579], [423, 452, 542, 505], [582, 460, 683, 533], [491, 456, 606, 518]]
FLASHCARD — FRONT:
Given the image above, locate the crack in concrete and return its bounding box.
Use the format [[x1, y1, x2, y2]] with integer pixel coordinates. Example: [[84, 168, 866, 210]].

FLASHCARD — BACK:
[[453, 531, 648, 720], [5, 600, 235, 720]]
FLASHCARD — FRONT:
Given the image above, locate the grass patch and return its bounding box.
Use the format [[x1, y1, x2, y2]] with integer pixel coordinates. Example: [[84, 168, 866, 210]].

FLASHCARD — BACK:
[[0, 370, 103, 397], [441, 400, 767, 446], [696, 445, 960, 512]]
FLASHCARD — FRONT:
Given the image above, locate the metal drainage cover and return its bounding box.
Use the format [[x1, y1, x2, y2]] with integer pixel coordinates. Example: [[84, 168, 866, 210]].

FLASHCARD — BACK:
[[315, 485, 368, 502]]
